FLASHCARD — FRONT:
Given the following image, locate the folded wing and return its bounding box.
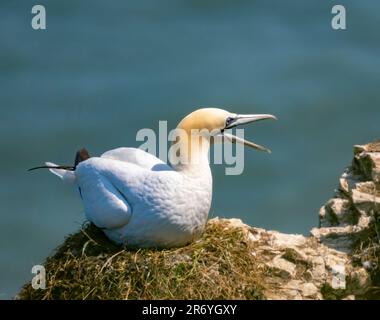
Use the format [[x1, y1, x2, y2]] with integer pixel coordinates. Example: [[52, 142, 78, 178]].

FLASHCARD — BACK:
[[101, 147, 172, 171], [76, 158, 141, 230]]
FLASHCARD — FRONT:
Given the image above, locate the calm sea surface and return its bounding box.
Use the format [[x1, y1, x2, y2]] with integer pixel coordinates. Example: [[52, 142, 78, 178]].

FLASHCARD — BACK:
[[0, 0, 379, 298]]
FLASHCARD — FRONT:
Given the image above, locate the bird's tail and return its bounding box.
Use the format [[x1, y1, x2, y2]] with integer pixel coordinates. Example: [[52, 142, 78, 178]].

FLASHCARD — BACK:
[[28, 148, 90, 184]]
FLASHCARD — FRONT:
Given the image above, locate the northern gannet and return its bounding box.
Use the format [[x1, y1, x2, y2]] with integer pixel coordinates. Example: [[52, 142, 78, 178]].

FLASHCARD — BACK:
[[30, 108, 276, 248]]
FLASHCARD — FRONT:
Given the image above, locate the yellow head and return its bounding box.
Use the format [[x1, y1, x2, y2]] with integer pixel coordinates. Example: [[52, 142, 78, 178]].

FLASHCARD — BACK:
[[169, 107, 277, 169], [177, 108, 233, 134]]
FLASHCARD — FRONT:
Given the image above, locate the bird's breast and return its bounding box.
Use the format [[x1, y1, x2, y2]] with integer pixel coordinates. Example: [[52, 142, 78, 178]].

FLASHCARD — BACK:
[[136, 170, 212, 226], [116, 169, 213, 247]]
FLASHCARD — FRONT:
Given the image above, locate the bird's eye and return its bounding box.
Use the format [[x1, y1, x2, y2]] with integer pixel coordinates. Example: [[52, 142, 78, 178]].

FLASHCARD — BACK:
[[225, 117, 234, 127]]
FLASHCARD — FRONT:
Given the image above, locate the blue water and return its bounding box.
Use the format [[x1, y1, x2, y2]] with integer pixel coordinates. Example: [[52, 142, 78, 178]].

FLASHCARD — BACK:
[[0, 0, 379, 299]]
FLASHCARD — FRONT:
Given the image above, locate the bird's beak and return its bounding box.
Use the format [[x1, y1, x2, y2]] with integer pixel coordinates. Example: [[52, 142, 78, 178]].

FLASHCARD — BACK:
[[219, 114, 277, 153]]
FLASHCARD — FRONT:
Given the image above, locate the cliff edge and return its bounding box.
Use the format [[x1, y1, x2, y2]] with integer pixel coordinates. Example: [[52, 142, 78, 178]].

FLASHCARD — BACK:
[[17, 141, 380, 300]]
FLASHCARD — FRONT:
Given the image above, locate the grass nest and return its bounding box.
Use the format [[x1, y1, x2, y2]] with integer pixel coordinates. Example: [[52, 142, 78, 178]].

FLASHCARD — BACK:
[[18, 220, 266, 300]]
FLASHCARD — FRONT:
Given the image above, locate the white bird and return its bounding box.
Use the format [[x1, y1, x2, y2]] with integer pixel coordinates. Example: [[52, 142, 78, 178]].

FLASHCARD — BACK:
[[30, 108, 276, 248]]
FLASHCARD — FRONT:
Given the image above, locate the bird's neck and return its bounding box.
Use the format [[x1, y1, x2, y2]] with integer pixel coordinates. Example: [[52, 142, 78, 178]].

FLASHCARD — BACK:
[[168, 129, 212, 177]]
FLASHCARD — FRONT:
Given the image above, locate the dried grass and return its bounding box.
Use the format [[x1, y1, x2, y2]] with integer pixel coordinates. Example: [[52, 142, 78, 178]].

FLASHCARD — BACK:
[[18, 220, 265, 300]]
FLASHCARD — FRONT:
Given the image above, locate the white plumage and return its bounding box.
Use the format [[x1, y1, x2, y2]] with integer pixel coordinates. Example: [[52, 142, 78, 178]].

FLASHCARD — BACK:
[[76, 150, 212, 247], [42, 108, 276, 248]]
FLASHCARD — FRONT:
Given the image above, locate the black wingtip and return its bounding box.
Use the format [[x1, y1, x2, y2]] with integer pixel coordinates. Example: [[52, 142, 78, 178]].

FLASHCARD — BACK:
[[74, 148, 90, 168], [28, 165, 74, 172], [28, 148, 90, 173]]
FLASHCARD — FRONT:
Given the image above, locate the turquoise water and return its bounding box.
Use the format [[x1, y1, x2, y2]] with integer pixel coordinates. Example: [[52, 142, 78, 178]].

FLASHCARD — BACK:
[[0, 0, 379, 298]]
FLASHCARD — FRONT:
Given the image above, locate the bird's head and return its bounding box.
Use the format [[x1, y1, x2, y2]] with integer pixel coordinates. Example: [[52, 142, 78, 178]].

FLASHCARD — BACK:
[[176, 108, 277, 153]]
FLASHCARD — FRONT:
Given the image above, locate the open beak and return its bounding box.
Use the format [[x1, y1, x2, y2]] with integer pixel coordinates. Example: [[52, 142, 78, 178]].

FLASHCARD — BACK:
[[219, 114, 277, 153]]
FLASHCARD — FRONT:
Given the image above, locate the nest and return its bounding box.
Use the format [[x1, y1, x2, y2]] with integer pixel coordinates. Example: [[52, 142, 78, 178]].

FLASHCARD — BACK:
[[17, 219, 265, 300]]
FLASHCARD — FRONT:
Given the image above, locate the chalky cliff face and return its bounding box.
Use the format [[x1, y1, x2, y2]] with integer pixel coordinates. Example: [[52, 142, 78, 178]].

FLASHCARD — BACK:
[[313, 141, 380, 252], [248, 140, 379, 299], [17, 141, 380, 300]]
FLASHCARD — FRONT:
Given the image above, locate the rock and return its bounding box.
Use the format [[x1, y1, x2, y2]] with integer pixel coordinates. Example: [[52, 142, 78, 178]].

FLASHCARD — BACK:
[[266, 255, 297, 279], [348, 268, 372, 296], [270, 232, 307, 248], [352, 188, 380, 206], [310, 226, 355, 253], [354, 145, 366, 155], [316, 140, 380, 298], [308, 257, 326, 283], [319, 198, 353, 227], [299, 282, 319, 298], [339, 170, 362, 195], [354, 151, 380, 182]]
